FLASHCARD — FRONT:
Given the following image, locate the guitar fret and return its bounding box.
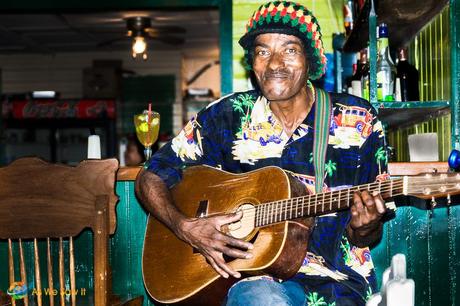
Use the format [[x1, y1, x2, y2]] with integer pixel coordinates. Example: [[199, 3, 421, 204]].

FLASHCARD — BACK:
[[270, 202, 273, 224], [290, 197, 293, 220], [322, 192, 325, 214], [302, 197, 305, 217], [308, 195, 311, 216], [378, 180, 382, 194], [329, 191, 333, 211], [278, 201, 281, 222], [347, 189, 350, 207], [299, 198, 302, 217], [263, 203, 267, 226], [390, 180, 393, 197], [260, 205, 263, 226], [315, 194, 318, 215], [276, 201, 279, 223], [338, 189, 341, 209]]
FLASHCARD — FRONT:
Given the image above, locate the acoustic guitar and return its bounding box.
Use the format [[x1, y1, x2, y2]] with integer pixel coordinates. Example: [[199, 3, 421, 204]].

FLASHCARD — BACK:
[[142, 165, 460, 305]]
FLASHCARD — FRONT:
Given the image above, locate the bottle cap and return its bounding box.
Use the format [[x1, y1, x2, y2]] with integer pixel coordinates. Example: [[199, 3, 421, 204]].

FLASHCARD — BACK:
[[378, 23, 389, 38], [398, 47, 408, 61]]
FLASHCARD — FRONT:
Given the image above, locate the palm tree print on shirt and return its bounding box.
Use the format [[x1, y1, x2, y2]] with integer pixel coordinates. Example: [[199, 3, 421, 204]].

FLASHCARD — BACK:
[[324, 160, 337, 177], [374, 146, 387, 174], [231, 93, 255, 137], [307, 292, 336, 306]]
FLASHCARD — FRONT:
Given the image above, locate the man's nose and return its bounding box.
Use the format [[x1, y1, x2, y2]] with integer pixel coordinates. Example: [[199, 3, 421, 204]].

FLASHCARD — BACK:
[[267, 52, 285, 70]]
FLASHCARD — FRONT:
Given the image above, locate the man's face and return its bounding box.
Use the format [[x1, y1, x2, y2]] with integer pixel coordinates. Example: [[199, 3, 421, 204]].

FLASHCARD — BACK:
[[252, 33, 309, 101]]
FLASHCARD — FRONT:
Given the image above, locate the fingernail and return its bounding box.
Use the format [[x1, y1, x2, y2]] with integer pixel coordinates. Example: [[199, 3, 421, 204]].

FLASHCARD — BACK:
[[372, 191, 379, 196], [234, 273, 241, 278], [246, 253, 253, 259], [247, 244, 254, 250]]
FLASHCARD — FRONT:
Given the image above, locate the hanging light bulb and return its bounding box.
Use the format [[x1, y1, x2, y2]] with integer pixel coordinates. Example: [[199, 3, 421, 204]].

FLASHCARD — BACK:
[[132, 35, 147, 59]]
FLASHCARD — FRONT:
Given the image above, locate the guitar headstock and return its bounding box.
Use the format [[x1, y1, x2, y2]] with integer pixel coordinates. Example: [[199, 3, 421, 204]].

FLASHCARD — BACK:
[[404, 172, 460, 200]]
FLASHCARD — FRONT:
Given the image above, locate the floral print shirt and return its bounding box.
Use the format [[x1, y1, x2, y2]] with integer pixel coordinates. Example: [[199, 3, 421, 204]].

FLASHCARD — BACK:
[[146, 87, 388, 305]]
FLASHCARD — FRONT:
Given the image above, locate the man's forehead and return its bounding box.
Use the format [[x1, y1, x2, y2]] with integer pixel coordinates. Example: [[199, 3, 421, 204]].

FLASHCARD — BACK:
[[254, 33, 303, 45]]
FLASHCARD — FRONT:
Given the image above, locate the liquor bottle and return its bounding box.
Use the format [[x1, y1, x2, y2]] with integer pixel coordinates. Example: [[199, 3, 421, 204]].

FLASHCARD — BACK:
[[361, 48, 370, 100], [376, 23, 396, 102], [395, 47, 420, 101], [352, 49, 368, 98], [343, 0, 354, 36]]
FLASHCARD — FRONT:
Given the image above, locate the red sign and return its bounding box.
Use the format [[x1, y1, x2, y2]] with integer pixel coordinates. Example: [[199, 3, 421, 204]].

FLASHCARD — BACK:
[[3, 99, 116, 119]]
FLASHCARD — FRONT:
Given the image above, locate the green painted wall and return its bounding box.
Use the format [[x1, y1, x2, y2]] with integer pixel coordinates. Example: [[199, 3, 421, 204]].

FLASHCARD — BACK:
[[388, 6, 452, 162]]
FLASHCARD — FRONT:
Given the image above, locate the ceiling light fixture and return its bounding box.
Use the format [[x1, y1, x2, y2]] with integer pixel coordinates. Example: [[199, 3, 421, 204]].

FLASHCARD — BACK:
[[132, 35, 147, 60]]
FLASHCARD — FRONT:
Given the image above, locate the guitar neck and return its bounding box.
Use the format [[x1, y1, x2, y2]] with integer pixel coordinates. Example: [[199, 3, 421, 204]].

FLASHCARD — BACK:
[[254, 178, 404, 227]]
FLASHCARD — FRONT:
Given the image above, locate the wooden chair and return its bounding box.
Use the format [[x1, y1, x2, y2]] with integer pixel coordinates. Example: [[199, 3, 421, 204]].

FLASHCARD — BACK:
[[0, 157, 127, 306]]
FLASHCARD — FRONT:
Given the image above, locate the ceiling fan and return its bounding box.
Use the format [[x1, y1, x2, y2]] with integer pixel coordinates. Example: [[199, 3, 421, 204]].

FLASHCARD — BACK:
[[98, 16, 186, 59]]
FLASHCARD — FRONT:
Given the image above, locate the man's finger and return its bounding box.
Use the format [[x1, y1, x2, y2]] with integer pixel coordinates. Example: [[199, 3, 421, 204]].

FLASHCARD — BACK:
[[216, 210, 244, 227], [361, 190, 378, 216], [372, 191, 386, 215], [353, 191, 364, 214], [220, 244, 253, 260], [212, 253, 241, 278], [207, 256, 230, 278], [220, 233, 254, 251]]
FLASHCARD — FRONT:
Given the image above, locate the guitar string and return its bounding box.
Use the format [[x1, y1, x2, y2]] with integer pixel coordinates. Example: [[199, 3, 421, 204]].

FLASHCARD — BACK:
[[218, 181, 405, 222], [231, 180, 459, 224], [228, 180, 458, 219], [219, 179, 460, 232]]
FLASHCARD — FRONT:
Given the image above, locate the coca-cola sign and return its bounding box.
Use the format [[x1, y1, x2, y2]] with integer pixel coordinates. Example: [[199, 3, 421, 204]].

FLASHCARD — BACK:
[[3, 99, 115, 119]]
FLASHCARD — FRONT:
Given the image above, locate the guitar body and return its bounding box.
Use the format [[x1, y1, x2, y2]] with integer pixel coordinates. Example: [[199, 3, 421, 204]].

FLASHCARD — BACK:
[[142, 165, 313, 305]]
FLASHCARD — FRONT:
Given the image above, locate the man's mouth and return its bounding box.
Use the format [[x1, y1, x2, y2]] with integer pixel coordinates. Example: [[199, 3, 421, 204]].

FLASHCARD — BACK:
[[264, 73, 290, 80]]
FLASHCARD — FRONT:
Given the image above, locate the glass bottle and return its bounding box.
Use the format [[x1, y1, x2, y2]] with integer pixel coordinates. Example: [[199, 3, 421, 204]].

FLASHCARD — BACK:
[[376, 23, 396, 102], [343, 0, 355, 36], [395, 47, 420, 101], [361, 48, 370, 100], [352, 49, 368, 98]]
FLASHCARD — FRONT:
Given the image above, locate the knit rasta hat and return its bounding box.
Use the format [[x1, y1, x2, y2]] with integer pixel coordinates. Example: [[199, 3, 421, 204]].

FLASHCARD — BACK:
[[239, 1, 327, 80]]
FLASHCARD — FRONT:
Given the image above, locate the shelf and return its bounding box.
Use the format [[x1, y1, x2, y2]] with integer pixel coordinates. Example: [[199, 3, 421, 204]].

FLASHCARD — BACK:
[[343, 0, 449, 52], [372, 100, 450, 128]]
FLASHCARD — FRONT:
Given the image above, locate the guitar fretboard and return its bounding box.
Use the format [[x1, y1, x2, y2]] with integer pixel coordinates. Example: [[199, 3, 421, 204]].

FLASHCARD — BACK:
[[254, 178, 404, 227]]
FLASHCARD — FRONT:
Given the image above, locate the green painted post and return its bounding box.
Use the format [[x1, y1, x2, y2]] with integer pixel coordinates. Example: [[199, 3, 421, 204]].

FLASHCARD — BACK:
[[449, 1, 460, 305], [220, 0, 233, 95], [369, 0, 377, 104], [451, 0, 460, 149]]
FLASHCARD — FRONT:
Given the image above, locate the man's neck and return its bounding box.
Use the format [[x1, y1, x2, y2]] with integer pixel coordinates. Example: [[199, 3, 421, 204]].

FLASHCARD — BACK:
[[269, 85, 314, 137]]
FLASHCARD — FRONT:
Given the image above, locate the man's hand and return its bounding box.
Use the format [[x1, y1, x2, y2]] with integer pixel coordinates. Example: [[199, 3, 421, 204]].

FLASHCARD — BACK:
[[174, 210, 254, 279], [347, 190, 386, 247]]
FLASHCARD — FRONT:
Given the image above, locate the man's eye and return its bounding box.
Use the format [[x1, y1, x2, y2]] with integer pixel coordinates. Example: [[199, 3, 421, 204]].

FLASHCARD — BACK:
[[286, 48, 298, 54], [257, 50, 269, 56]]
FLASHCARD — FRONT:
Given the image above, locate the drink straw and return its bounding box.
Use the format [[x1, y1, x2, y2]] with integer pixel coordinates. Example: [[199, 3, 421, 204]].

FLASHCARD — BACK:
[[147, 102, 152, 144]]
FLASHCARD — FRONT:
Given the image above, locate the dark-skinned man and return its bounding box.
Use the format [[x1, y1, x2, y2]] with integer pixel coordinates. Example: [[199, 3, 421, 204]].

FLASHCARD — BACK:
[[136, 1, 388, 305]]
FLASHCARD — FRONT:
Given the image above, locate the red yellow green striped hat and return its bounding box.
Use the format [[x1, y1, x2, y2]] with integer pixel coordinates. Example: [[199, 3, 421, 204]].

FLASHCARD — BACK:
[[239, 1, 327, 80]]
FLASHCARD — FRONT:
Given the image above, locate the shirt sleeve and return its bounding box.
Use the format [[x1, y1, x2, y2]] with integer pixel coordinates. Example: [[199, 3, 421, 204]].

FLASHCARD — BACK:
[[145, 103, 225, 188]]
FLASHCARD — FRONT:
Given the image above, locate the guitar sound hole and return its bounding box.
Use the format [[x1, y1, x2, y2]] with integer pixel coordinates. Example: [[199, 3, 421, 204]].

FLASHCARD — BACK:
[[223, 231, 259, 263]]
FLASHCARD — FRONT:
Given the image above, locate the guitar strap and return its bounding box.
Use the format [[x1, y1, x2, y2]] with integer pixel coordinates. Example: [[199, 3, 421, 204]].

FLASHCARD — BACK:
[[312, 87, 332, 194]]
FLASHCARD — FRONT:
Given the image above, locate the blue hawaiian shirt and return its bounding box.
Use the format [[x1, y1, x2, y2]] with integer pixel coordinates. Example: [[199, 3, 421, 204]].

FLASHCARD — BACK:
[[146, 86, 388, 305]]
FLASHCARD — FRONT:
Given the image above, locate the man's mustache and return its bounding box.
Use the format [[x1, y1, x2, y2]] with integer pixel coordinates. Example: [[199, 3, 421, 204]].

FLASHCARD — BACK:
[[264, 70, 291, 79]]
